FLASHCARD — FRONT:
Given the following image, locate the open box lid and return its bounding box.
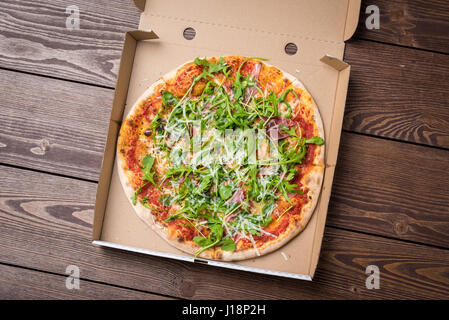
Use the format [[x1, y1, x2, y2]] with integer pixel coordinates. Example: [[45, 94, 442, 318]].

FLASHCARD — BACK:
[[93, 0, 361, 281], [134, 0, 360, 42]]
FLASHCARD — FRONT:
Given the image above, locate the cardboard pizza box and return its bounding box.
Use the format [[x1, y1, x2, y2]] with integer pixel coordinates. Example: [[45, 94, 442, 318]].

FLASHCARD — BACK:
[[93, 0, 361, 280]]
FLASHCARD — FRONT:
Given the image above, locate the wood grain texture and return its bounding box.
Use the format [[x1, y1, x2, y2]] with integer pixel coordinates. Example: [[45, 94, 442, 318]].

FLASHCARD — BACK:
[[1, 0, 449, 300], [329, 132, 449, 249], [356, 0, 449, 53], [0, 165, 448, 299], [0, 0, 140, 87], [344, 40, 449, 149], [0, 264, 171, 300], [0, 69, 112, 181]]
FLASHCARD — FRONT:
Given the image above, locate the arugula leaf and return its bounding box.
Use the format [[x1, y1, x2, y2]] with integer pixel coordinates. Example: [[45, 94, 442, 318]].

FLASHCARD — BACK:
[[285, 168, 298, 181], [141, 196, 150, 208], [277, 89, 298, 118], [162, 166, 192, 183], [220, 238, 236, 251], [131, 192, 137, 206], [247, 164, 260, 200], [232, 62, 248, 101], [163, 206, 189, 222], [194, 238, 220, 257], [305, 136, 325, 145], [279, 179, 293, 205], [163, 215, 176, 223], [150, 113, 161, 135], [194, 57, 229, 81], [207, 215, 222, 225], [218, 185, 233, 200], [193, 236, 213, 247], [158, 195, 172, 206], [283, 181, 299, 193], [283, 181, 304, 195], [248, 228, 261, 236], [161, 90, 179, 107], [197, 176, 212, 194], [209, 223, 224, 240], [262, 92, 280, 117], [193, 221, 224, 257], [142, 155, 154, 170], [281, 125, 297, 138], [276, 143, 307, 166], [262, 216, 273, 227], [141, 155, 157, 187], [262, 200, 276, 216]]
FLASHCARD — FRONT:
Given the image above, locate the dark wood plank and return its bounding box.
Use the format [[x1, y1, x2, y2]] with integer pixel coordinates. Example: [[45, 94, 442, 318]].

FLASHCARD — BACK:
[[0, 69, 112, 181], [0, 165, 448, 299], [2, 68, 449, 248], [344, 40, 449, 149], [329, 132, 449, 249], [0, 0, 140, 87], [356, 0, 449, 53], [0, 264, 171, 300]]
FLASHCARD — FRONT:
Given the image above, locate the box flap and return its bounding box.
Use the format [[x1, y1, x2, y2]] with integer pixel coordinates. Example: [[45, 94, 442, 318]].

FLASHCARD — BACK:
[[344, 0, 362, 40], [133, 0, 146, 12], [321, 54, 350, 71], [133, 0, 360, 43]]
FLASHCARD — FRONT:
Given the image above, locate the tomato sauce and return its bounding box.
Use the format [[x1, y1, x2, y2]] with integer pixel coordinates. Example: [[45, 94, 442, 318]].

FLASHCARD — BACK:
[[172, 64, 202, 96], [294, 114, 314, 139], [140, 185, 160, 205], [125, 144, 139, 173], [142, 101, 160, 122], [257, 214, 290, 243], [169, 219, 195, 241]]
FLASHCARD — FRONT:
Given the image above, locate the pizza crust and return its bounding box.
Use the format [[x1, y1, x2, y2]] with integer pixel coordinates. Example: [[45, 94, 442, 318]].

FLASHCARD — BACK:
[[116, 56, 325, 261]]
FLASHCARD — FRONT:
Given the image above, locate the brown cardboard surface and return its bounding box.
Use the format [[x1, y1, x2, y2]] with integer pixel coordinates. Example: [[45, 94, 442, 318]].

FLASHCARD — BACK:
[[138, 0, 351, 43], [94, 0, 361, 279]]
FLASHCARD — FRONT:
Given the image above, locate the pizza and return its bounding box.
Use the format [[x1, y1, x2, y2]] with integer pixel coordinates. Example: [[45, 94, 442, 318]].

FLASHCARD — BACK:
[[117, 56, 325, 261]]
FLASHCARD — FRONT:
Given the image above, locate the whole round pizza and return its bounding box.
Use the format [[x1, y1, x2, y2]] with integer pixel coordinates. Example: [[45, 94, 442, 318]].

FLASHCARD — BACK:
[[117, 56, 325, 261]]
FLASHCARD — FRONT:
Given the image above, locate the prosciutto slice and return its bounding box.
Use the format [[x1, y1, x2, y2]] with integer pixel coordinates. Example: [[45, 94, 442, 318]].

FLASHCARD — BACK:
[[228, 188, 245, 204], [266, 117, 295, 140], [244, 86, 258, 103], [250, 63, 261, 80]]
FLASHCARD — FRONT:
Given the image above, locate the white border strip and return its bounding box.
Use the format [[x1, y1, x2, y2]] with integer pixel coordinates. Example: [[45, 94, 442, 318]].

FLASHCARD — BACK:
[[92, 240, 312, 281]]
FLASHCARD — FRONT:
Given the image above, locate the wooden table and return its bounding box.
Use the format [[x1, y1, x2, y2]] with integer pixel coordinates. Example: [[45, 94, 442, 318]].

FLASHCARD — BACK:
[[1, 0, 448, 300]]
